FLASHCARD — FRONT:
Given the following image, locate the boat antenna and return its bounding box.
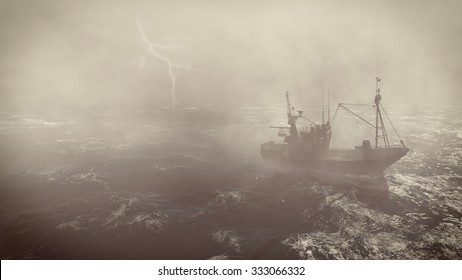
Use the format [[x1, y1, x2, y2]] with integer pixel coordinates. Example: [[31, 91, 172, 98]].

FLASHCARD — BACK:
[[327, 82, 330, 123], [322, 86, 325, 125]]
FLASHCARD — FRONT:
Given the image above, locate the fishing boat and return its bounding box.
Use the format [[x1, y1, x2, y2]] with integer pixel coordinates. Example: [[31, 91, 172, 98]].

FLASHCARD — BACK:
[[260, 77, 409, 174]]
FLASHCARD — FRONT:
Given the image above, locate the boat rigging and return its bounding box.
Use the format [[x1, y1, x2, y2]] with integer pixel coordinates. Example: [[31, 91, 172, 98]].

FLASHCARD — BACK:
[[260, 77, 409, 175]]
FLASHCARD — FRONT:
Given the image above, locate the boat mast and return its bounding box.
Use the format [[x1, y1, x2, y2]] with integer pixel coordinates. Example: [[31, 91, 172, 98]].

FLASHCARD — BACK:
[[374, 77, 390, 148], [375, 77, 381, 148], [286, 91, 292, 118], [322, 88, 325, 125], [285, 91, 299, 140], [327, 82, 330, 123]]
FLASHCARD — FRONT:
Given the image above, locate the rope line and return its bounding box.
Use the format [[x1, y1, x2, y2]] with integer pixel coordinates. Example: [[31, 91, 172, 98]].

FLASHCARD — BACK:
[[343, 107, 376, 139], [357, 106, 375, 116], [340, 103, 375, 107], [380, 104, 404, 145], [329, 106, 340, 143]]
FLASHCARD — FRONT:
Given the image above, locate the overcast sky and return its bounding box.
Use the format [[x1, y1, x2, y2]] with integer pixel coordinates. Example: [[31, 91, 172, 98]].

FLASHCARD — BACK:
[[1, 0, 461, 110]]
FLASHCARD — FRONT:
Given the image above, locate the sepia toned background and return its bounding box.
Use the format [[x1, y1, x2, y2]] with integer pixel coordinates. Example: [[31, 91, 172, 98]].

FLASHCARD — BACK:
[[0, 0, 461, 260], [0, 0, 461, 111]]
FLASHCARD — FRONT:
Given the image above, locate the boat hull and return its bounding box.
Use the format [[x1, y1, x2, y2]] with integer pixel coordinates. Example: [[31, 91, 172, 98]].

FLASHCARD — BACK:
[[260, 141, 409, 175]]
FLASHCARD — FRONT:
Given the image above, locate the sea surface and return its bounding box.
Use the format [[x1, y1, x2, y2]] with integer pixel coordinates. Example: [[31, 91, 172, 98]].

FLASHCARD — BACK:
[[0, 105, 461, 259]]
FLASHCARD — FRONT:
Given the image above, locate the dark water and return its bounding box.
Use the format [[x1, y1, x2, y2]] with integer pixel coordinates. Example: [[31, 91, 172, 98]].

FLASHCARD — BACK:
[[0, 105, 461, 259]]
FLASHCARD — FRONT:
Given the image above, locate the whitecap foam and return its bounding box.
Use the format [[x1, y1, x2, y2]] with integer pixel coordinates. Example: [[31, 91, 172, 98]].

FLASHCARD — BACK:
[[212, 191, 246, 210], [211, 230, 242, 252]]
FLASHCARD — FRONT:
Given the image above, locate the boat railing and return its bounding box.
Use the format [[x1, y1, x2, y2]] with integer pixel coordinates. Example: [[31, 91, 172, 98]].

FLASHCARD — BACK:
[[329, 144, 404, 151]]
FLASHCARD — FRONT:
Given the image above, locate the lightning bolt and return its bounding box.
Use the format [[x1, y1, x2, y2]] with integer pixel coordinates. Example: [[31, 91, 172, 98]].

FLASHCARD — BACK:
[[136, 17, 192, 107]]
